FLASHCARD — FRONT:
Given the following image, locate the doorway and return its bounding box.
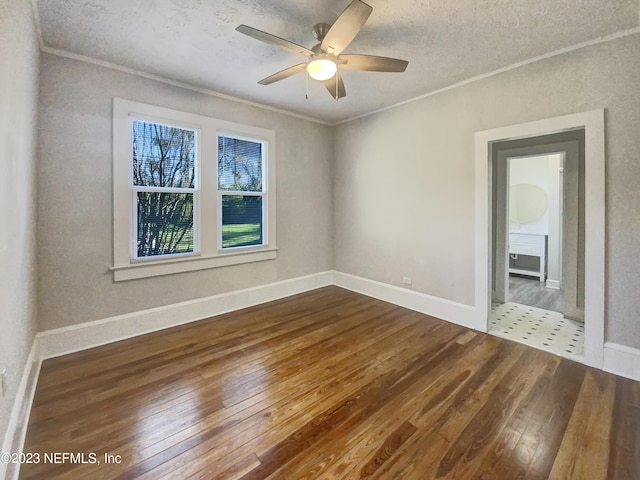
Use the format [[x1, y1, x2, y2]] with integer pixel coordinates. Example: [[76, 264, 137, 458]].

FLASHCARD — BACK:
[[507, 153, 564, 310], [488, 133, 584, 360], [473, 110, 605, 369]]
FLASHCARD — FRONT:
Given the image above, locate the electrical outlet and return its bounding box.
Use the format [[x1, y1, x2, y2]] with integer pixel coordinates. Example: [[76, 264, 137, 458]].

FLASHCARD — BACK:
[[402, 276, 412, 285], [1, 368, 7, 396]]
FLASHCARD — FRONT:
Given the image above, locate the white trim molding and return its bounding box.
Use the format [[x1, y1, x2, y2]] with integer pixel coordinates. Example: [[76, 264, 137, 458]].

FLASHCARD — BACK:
[[545, 279, 561, 290], [112, 98, 278, 282], [1, 338, 41, 480], [5, 270, 637, 480], [335, 28, 640, 126], [112, 249, 278, 281], [333, 271, 479, 331], [603, 342, 640, 382], [474, 110, 606, 369], [38, 270, 483, 360], [38, 271, 333, 359], [38, 46, 331, 126]]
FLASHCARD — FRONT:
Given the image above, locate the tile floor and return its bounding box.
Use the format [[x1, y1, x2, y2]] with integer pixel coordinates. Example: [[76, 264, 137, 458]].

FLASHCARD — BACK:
[[489, 301, 584, 362]]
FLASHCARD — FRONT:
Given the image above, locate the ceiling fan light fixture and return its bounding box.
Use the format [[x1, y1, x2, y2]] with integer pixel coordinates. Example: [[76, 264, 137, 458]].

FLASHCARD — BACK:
[[307, 56, 337, 81], [237, 0, 407, 101]]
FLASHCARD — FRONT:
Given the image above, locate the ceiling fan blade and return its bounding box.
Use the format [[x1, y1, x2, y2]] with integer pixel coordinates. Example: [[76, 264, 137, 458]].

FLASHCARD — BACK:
[[323, 71, 346, 100], [321, 0, 372, 56], [236, 25, 313, 56], [258, 63, 307, 85], [339, 54, 408, 72]]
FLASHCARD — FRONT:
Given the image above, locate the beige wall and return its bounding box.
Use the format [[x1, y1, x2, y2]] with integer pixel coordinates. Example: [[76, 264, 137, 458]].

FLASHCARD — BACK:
[[334, 33, 640, 349], [0, 0, 40, 446], [37, 53, 334, 330]]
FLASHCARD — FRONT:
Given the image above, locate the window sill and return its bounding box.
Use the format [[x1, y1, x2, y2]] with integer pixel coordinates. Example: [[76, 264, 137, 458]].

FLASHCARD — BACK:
[[111, 248, 277, 281]]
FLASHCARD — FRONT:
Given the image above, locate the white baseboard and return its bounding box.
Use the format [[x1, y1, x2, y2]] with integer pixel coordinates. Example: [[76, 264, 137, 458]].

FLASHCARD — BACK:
[[546, 279, 560, 289], [333, 271, 481, 331], [38, 271, 333, 359], [6, 270, 639, 480], [603, 342, 640, 382], [10, 271, 636, 480], [37, 270, 483, 360], [1, 337, 41, 480]]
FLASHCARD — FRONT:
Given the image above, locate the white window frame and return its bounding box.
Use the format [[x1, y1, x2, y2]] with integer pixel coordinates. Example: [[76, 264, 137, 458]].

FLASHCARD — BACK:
[[130, 116, 201, 261], [217, 132, 268, 252], [112, 98, 276, 281]]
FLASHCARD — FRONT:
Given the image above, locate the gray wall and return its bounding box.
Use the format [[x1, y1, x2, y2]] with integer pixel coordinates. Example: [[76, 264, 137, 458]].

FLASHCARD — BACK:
[[334, 33, 640, 349], [31, 31, 640, 351], [37, 53, 334, 330], [0, 0, 40, 447]]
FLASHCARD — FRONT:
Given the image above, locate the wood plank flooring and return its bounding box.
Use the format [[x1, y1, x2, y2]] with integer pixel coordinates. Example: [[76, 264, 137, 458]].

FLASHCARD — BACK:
[[509, 274, 564, 313], [19, 286, 640, 479]]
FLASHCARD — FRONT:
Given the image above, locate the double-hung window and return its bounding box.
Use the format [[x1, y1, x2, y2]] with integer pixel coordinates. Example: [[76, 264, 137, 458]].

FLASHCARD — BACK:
[[112, 99, 276, 281], [218, 135, 266, 250], [133, 120, 199, 259]]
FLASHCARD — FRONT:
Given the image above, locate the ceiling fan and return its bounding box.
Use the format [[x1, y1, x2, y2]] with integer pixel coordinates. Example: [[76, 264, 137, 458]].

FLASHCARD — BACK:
[[236, 0, 408, 100]]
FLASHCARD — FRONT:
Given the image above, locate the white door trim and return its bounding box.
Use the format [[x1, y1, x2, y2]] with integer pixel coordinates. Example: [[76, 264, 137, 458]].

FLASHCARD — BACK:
[[474, 110, 605, 369]]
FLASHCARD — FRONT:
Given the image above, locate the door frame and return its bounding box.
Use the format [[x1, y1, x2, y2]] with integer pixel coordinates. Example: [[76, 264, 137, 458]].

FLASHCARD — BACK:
[[473, 110, 605, 368], [494, 143, 576, 316]]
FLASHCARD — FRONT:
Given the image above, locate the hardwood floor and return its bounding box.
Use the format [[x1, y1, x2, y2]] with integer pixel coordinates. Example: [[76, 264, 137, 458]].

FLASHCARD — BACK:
[[19, 286, 639, 479]]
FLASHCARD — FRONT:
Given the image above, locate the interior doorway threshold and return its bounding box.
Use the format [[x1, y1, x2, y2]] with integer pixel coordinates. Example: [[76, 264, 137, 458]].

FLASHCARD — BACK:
[[489, 302, 584, 363]]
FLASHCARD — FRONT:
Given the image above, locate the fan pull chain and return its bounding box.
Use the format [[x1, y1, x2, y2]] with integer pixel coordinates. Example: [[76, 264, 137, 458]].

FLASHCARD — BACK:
[[305, 69, 309, 100], [335, 72, 338, 100]]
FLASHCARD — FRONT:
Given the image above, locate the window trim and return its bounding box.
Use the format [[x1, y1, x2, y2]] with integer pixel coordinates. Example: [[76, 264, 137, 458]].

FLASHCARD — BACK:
[[216, 131, 268, 252], [131, 119, 201, 261], [112, 98, 277, 281]]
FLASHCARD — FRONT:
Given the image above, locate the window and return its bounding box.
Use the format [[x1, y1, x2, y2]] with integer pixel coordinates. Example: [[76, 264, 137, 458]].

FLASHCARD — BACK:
[[133, 120, 198, 259], [218, 135, 266, 250], [112, 99, 276, 281]]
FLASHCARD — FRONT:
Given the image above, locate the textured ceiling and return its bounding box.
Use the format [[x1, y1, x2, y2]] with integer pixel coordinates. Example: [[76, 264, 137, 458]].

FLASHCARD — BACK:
[[36, 0, 639, 124]]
